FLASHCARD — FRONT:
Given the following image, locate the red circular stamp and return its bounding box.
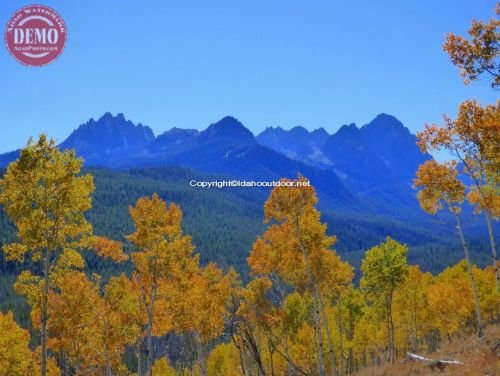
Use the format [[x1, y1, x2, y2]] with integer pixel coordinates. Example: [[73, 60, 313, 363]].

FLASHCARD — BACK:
[[4, 4, 67, 67]]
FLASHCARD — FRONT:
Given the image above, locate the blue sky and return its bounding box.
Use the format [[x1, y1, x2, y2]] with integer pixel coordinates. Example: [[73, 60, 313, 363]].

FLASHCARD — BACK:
[[0, 0, 498, 153]]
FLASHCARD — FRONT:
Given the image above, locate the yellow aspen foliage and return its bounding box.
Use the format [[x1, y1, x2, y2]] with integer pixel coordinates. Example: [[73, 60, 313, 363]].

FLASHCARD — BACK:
[[352, 309, 384, 367], [250, 182, 353, 296], [253, 176, 337, 286], [0, 136, 94, 259], [414, 160, 465, 214], [207, 342, 241, 376], [26, 348, 61, 376], [0, 135, 93, 375], [104, 274, 143, 341], [238, 277, 274, 327], [127, 193, 200, 375], [288, 324, 318, 375], [14, 248, 88, 330], [0, 311, 33, 376], [472, 266, 500, 322], [360, 237, 409, 363], [330, 287, 367, 373], [190, 263, 233, 342], [47, 272, 105, 373], [228, 277, 277, 376], [0, 313, 60, 376], [415, 159, 486, 338], [93, 237, 128, 263], [13, 270, 43, 327], [178, 263, 234, 376], [467, 186, 500, 218], [248, 176, 352, 376], [152, 357, 176, 376], [0, 135, 121, 375], [393, 266, 433, 353], [417, 100, 500, 292], [416, 99, 499, 214], [1, 133, 499, 376], [282, 291, 313, 339], [452, 100, 500, 189], [428, 262, 476, 338], [44, 270, 142, 374]]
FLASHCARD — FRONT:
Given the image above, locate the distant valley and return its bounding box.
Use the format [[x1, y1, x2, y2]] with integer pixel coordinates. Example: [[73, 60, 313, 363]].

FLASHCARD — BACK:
[[0, 113, 492, 274]]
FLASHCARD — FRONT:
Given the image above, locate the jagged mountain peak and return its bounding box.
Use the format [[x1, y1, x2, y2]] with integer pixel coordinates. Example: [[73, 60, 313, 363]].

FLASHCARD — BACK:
[[326, 124, 362, 146], [311, 127, 329, 137], [358, 113, 430, 181], [99, 111, 125, 122], [262, 125, 284, 132], [259, 125, 328, 140], [288, 126, 310, 136], [58, 113, 155, 165], [362, 113, 409, 136], [322, 123, 366, 152], [257, 125, 329, 142], [150, 127, 199, 152], [200, 116, 255, 144], [70, 112, 154, 137], [335, 123, 359, 135], [160, 127, 199, 136]]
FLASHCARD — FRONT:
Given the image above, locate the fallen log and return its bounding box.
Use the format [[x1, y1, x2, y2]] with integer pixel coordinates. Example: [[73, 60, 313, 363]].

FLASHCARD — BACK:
[[407, 352, 463, 371]]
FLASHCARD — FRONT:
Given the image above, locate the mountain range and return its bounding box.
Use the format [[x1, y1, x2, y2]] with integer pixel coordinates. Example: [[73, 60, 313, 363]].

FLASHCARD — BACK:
[[0, 112, 494, 275], [0, 112, 430, 214]]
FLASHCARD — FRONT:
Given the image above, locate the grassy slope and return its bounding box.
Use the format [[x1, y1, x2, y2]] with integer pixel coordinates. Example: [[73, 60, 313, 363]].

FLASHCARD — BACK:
[[356, 325, 500, 376]]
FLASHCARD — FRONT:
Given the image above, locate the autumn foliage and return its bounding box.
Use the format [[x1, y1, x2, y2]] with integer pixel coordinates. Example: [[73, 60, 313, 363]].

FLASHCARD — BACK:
[[0, 142, 498, 375], [443, 3, 499, 88], [1, 8, 499, 374]]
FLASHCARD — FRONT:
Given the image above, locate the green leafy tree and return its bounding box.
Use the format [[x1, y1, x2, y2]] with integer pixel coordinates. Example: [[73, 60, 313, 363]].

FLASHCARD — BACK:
[[360, 237, 408, 363]]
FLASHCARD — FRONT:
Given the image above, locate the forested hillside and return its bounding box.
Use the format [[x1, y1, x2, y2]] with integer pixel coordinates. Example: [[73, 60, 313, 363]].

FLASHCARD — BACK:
[[0, 112, 440, 223], [0, 140, 497, 376], [0, 162, 494, 371], [0, 166, 490, 283], [0, 4, 498, 375]]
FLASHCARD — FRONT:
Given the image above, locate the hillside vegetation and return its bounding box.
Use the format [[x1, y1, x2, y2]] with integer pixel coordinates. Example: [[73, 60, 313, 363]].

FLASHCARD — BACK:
[[0, 136, 498, 376], [0, 5, 499, 375]]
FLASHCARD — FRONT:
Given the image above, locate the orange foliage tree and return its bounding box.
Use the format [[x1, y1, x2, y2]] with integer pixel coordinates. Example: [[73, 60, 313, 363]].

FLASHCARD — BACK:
[[414, 160, 484, 338], [443, 3, 499, 88]]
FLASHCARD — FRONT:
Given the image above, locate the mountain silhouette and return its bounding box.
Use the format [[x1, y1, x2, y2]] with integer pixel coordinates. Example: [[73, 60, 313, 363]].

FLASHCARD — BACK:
[[0, 112, 431, 217]]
